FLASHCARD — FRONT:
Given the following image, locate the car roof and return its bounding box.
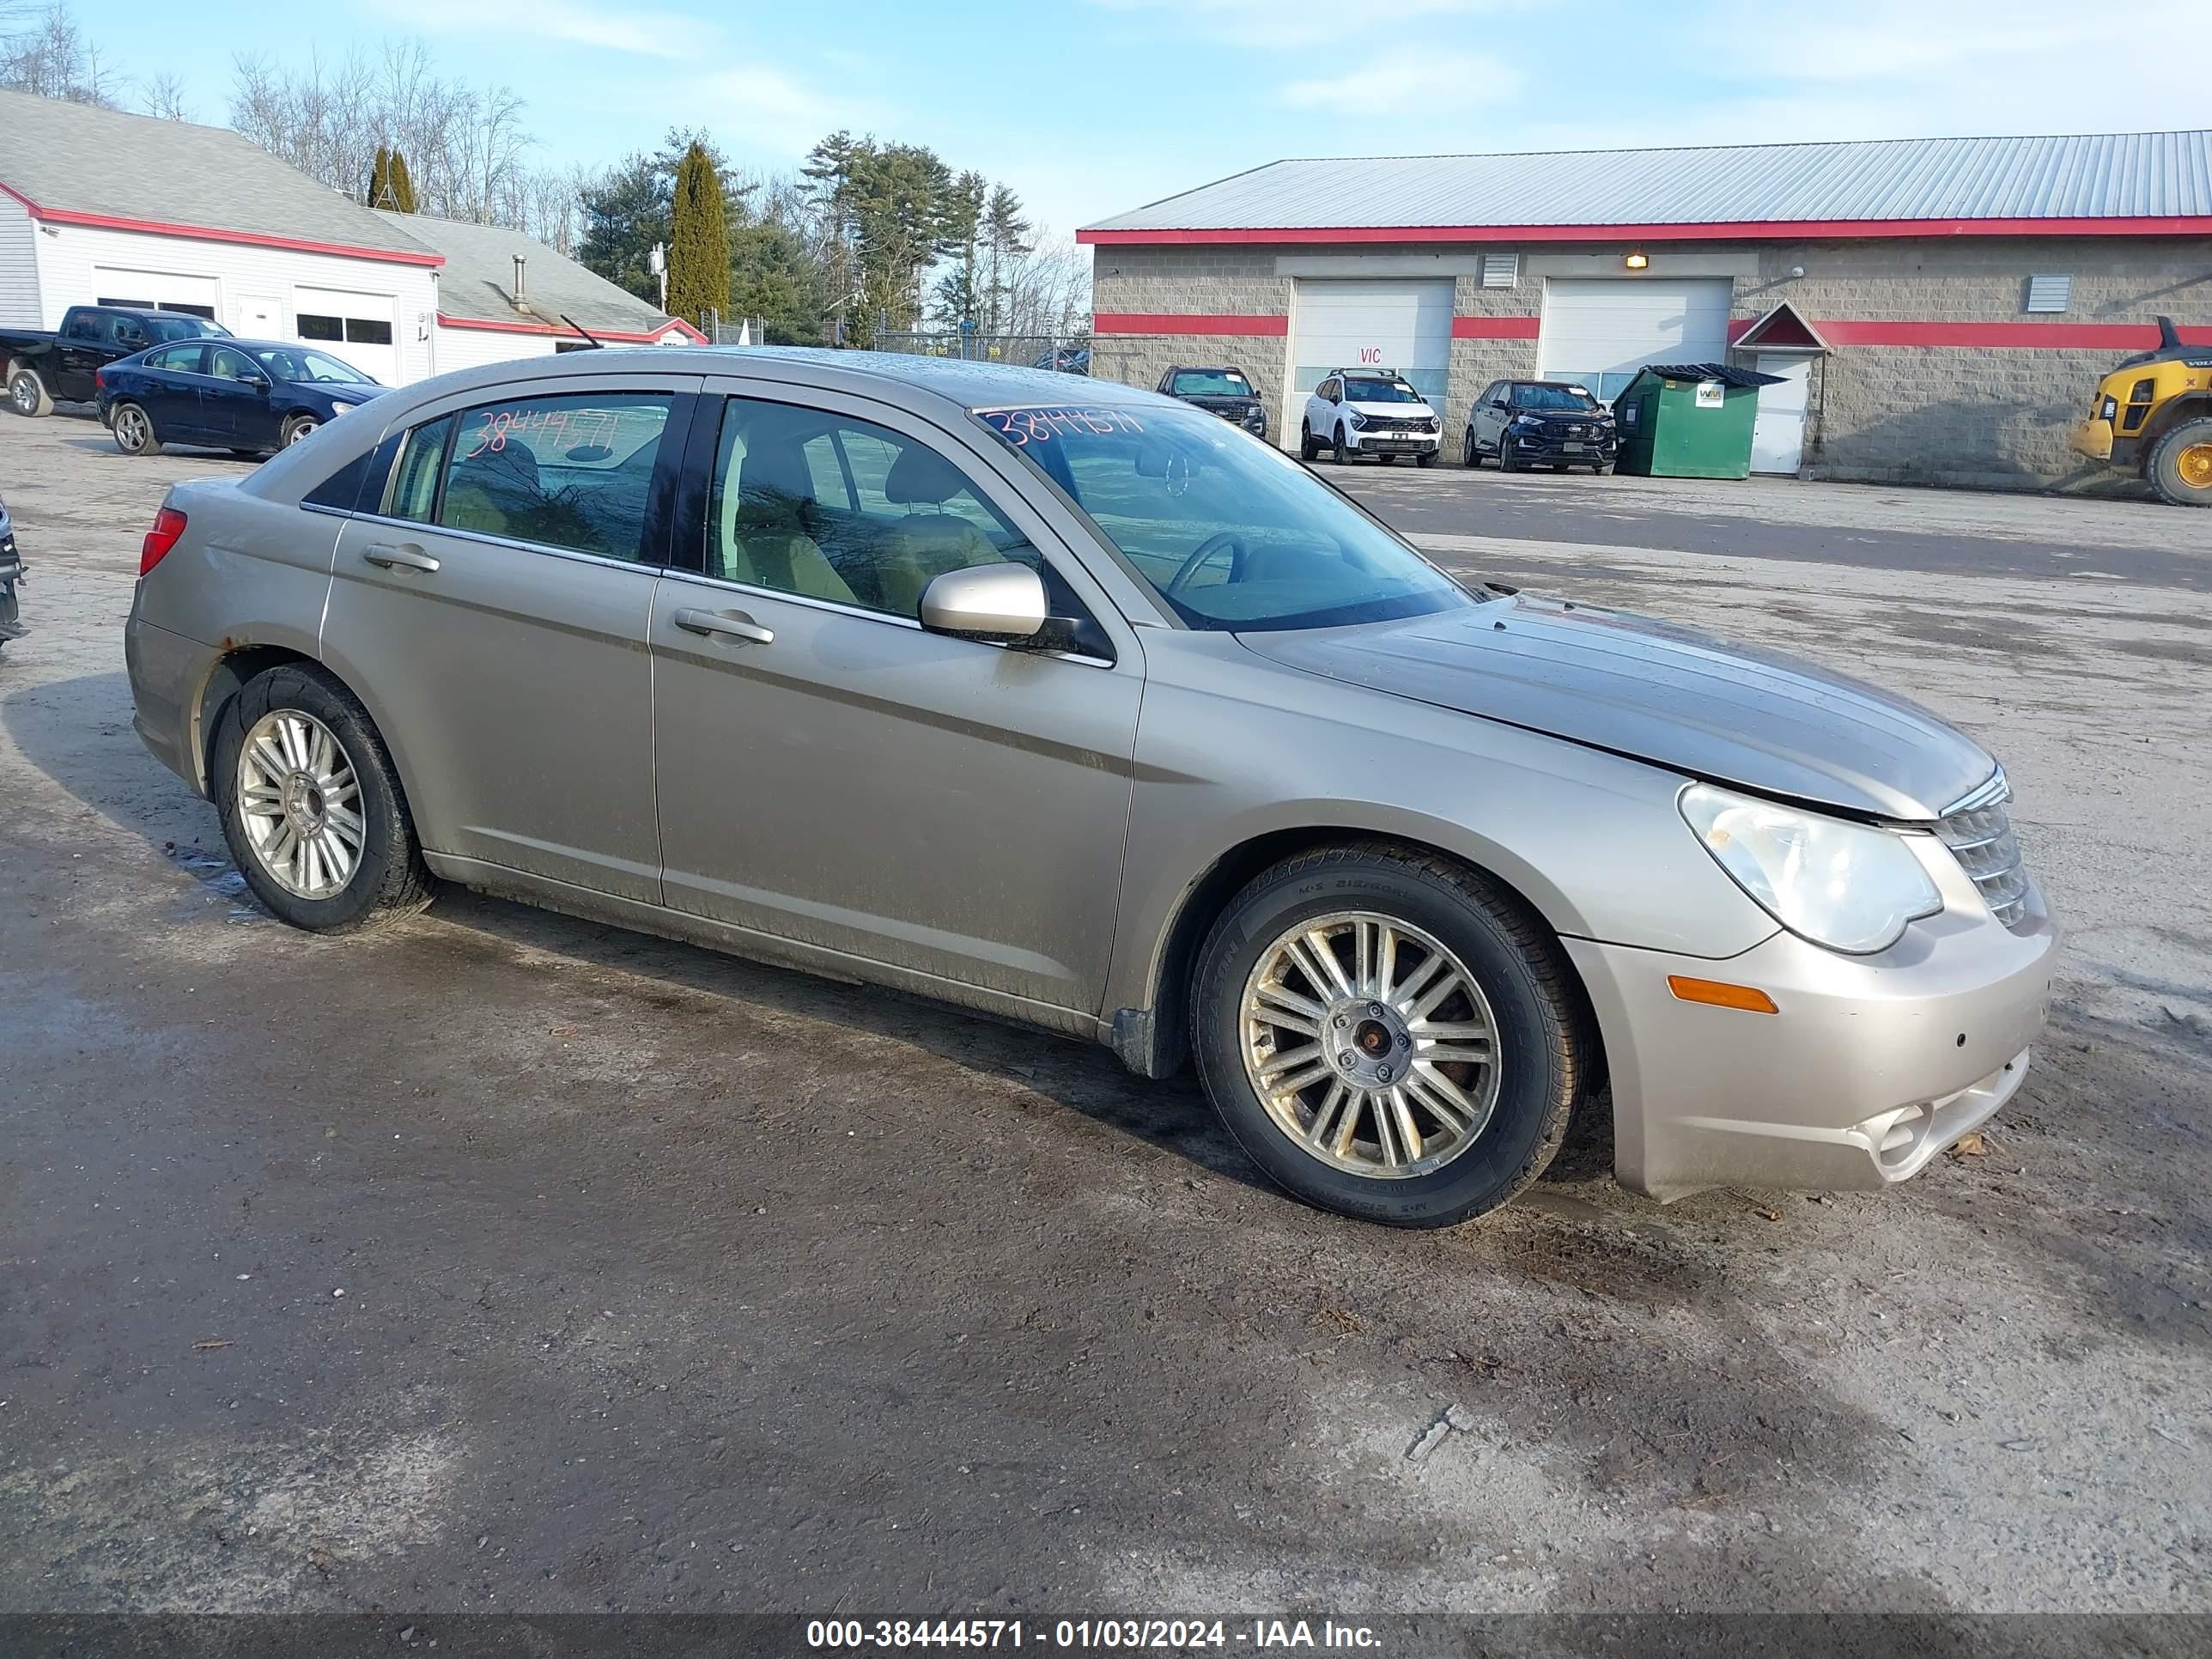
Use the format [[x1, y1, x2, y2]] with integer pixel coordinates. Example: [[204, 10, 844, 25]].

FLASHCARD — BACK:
[[1167, 364, 1247, 374], [1512, 379, 1592, 388]]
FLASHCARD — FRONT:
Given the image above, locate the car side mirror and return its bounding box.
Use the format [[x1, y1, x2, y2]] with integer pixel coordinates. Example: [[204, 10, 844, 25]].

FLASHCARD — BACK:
[[240, 372, 269, 388], [1488, 398, 1508, 410], [919, 562, 1048, 643]]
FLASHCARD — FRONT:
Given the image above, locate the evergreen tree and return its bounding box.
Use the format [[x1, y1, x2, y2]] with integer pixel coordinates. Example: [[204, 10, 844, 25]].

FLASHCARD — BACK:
[[368, 146, 392, 209], [386, 149, 418, 214], [980, 185, 1032, 338], [933, 169, 987, 331], [666, 139, 730, 326], [578, 151, 672, 303]]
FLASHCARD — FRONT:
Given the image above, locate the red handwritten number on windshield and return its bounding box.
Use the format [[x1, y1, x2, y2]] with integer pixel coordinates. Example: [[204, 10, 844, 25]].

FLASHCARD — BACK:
[[983, 409, 1144, 447]]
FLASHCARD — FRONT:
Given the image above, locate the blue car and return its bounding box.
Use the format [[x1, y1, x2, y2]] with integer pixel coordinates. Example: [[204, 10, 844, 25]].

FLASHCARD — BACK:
[[96, 337, 388, 459]]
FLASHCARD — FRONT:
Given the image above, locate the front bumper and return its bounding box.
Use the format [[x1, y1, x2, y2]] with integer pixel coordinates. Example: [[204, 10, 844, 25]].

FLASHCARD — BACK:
[[1508, 428, 1616, 463], [0, 540, 23, 642], [1348, 429, 1440, 454], [1565, 884, 2057, 1201]]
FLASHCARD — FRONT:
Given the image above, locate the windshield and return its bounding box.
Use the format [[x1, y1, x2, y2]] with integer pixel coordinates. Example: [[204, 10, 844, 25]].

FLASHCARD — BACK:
[[1512, 384, 1598, 410], [1170, 369, 1251, 398], [253, 347, 375, 385], [1341, 377, 1421, 404], [977, 404, 1474, 633], [143, 314, 228, 343]]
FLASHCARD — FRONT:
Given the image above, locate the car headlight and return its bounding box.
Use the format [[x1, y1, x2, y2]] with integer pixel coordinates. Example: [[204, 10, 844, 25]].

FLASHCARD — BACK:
[[1347, 411, 1369, 429], [1679, 782, 1942, 955]]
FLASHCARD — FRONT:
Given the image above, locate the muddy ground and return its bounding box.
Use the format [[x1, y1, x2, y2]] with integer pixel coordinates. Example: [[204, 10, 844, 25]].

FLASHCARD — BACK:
[[2, 416, 2207, 1620]]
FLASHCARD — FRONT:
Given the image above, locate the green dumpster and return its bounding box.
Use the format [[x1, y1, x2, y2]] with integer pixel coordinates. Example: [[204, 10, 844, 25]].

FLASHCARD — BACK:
[[1612, 362, 1784, 479]]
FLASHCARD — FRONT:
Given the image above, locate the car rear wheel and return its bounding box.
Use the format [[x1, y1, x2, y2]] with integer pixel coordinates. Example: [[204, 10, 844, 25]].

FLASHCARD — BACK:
[[9, 367, 53, 418], [1191, 843, 1588, 1227], [280, 413, 320, 448], [2148, 417, 2212, 507], [212, 664, 434, 933], [110, 402, 161, 457]]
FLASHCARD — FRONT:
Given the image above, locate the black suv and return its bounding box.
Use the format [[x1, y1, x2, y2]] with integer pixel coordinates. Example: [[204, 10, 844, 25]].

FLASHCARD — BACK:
[[1156, 365, 1267, 439], [1465, 379, 1616, 472]]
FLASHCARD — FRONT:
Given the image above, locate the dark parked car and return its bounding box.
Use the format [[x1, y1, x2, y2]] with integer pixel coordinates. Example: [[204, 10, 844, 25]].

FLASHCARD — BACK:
[[1157, 364, 1267, 439], [97, 338, 389, 459], [2, 305, 231, 416], [1033, 346, 1091, 376], [1464, 379, 1617, 472], [0, 489, 23, 654]]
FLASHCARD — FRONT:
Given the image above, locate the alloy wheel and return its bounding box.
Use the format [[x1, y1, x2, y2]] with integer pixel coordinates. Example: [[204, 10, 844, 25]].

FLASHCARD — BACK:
[[1239, 910, 1500, 1179], [113, 406, 150, 452], [284, 417, 319, 447], [12, 375, 36, 415], [234, 708, 367, 899]]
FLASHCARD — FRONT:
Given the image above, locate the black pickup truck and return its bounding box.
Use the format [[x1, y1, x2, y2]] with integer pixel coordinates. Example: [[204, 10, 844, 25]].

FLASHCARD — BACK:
[[3, 305, 230, 416]]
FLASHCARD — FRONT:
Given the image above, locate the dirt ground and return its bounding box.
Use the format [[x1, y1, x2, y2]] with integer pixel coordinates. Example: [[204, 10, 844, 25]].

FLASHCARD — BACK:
[[2, 412, 2208, 1621]]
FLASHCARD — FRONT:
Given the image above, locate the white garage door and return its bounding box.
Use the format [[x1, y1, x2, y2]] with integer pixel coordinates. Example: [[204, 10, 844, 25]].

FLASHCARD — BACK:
[[291, 285, 399, 385], [1291, 279, 1454, 440], [1538, 278, 1732, 403], [92, 266, 219, 321]]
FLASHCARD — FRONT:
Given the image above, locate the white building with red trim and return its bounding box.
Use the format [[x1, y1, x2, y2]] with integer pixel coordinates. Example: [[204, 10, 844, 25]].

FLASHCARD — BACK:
[[1081, 131, 2212, 487], [0, 91, 700, 389]]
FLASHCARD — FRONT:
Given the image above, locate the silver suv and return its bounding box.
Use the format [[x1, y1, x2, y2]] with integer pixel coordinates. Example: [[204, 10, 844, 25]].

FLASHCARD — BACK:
[[125, 349, 2056, 1225]]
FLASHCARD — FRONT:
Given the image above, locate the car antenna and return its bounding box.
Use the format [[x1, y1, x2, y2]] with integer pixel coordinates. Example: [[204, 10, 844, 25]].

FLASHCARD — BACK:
[[561, 314, 605, 349]]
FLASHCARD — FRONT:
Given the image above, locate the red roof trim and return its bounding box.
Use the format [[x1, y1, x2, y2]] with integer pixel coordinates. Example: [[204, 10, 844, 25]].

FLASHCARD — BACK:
[[1450, 316, 1540, 339], [436, 312, 707, 344], [1097, 309, 2212, 350], [1078, 216, 2212, 246], [0, 183, 446, 267], [1091, 311, 1288, 336]]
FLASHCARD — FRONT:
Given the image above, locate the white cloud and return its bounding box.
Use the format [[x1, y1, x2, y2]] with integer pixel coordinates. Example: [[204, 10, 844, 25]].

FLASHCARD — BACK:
[[677, 64, 893, 156], [1278, 46, 1516, 112], [1091, 0, 1494, 50], [367, 0, 702, 58]]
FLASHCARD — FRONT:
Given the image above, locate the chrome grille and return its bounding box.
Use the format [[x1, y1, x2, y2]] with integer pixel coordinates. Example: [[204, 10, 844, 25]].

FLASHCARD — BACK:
[[1936, 773, 2030, 930]]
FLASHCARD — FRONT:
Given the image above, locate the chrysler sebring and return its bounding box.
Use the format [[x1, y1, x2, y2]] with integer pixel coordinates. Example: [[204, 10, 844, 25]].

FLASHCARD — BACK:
[[124, 350, 2056, 1226]]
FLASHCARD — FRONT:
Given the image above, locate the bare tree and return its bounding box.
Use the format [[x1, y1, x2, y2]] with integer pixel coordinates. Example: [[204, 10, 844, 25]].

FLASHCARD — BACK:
[[1, 1, 120, 105], [138, 69, 191, 121]]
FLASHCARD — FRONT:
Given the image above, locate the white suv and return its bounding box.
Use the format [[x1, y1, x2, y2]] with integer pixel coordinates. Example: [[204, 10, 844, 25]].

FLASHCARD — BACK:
[[1299, 370, 1443, 466]]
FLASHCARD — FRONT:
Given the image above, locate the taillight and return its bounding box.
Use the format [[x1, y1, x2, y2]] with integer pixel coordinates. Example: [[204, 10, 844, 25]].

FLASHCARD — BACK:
[[95, 368, 108, 390], [141, 506, 187, 575]]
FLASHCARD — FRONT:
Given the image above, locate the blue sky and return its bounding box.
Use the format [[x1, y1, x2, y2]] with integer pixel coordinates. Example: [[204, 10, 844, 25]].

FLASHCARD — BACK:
[[88, 0, 2211, 243]]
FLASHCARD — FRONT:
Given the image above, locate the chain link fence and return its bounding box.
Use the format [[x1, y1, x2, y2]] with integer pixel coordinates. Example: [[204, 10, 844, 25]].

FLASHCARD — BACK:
[[874, 330, 1092, 374]]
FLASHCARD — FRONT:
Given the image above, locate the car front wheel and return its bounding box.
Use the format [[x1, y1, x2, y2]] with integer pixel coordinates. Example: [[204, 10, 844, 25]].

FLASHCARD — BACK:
[[1333, 424, 1352, 463], [280, 413, 320, 447], [1191, 843, 1589, 1227], [1462, 430, 1480, 467], [110, 402, 161, 456], [2148, 416, 2212, 507], [212, 664, 434, 933], [1299, 422, 1319, 463]]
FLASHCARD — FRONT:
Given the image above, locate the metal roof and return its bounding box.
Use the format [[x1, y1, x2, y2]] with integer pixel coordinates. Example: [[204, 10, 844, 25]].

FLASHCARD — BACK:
[[0, 90, 434, 259], [374, 211, 684, 337], [1083, 131, 2212, 235]]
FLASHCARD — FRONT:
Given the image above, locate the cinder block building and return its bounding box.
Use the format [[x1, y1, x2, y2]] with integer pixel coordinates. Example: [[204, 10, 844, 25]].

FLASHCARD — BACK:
[[1079, 132, 2212, 488]]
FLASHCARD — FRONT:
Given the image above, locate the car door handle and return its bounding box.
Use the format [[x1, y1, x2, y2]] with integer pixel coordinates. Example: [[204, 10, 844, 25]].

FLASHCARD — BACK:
[[362, 542, 440, 573], [672, 606, 773, 645]]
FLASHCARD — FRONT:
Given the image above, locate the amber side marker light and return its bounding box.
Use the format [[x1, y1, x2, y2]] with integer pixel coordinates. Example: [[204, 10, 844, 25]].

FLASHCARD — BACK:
[[1668, 975, 1780, 1014]]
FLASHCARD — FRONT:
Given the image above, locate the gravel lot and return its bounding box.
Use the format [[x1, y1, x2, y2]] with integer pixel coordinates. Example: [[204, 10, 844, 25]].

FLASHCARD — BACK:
[[3, 411, 2208, 1620]]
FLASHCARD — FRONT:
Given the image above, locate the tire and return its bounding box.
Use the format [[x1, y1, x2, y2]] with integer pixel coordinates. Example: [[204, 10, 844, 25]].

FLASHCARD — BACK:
[[1417, 450, 1437, 468], [2147, 416, 2212, 507], [1333, 423, 1352, 464], [9, 366, 53, 418], [1190, 842, 1589, 1228], [211, 663, 434, 933], [1462, 430, 1480, 468], [110, 402, 161, 457], [1299, 422, 1319, 463], [1498, 442, 1518, 473], [280, 413, 320, 448], [229, 447, 269, 461]]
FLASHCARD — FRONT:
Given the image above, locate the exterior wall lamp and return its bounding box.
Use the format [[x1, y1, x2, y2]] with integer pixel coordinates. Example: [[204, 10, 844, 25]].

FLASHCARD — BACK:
[[1624, 250, 1650, 270]]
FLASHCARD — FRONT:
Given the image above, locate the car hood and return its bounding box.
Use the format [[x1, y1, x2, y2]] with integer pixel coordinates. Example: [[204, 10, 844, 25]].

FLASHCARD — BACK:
[[1346, 399, 1436, 421], [1182, 393, 1261, 412], [1236, 593, 1996, 820], [291, 382, 390, 404]]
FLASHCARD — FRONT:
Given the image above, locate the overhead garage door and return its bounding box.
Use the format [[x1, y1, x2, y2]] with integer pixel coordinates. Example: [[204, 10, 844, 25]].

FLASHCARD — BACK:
[[1538, 278, 1732, 402], [92, 266, 219, 320], [1291, 279, 1454, 441], [292, 285, 399, 385]]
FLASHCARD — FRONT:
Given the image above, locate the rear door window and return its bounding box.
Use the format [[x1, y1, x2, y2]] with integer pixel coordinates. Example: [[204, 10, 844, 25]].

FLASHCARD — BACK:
[[145, 343, 208, 374], [435, 393, 673, 563]]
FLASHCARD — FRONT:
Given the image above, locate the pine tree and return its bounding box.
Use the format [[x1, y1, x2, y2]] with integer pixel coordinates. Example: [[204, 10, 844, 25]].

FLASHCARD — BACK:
[[368, 146, 392, 210], [981, 185, 1031, 337], [666, 139, 730, 326], [386, 149, 418, 214]]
